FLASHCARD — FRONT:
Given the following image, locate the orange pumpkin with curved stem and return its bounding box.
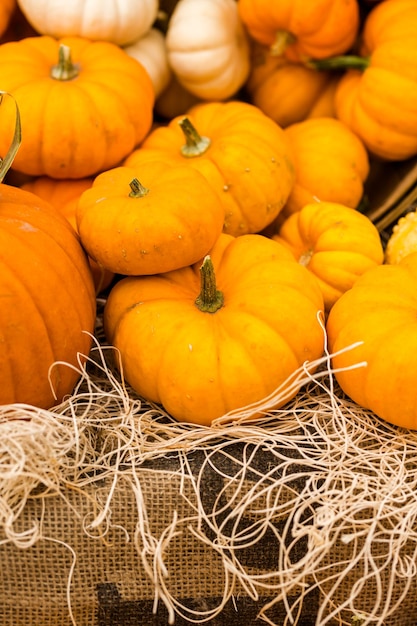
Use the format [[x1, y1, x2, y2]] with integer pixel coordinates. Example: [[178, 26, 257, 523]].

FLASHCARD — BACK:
[[124, 100, 296, 236], [104, 233, 325, 425], [237, 0, 360, 62], [0, 35, 154, 178], [21, 176, 114, 294]]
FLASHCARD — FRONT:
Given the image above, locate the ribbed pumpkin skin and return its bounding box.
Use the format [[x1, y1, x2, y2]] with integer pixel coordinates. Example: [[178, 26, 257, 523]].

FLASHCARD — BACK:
[[0, 184, 96, 409], [237, 0, 360, 62], [274, 201, 384, 312], [246, 42, 339, 128], [334, 0, 417, 161], [125, 100, 295, 236], [326, 253, 417, 430], [104, 233, 325, 425], [0, 35, 154, 178]]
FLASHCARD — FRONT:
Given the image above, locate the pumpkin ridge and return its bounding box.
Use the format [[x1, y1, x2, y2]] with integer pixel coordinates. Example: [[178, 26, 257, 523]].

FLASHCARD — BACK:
[[0, 227, 95, 330]]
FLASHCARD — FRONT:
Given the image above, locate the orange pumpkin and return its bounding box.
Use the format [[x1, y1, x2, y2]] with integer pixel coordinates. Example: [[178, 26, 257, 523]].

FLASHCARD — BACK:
[[76, 162, 225, 276], [237, 0, 360, 62], [21, 176, 114, 294], [125, 100, 295, 236], [326, 252, 417, 430], [0, 183, 96, 408], [0, 36, 154, 178], [280, 117, 370, 219], [311, 0, 417, 161], [273, 201, 384, 311], [104, 233, 325, 425], [246, 41, 340, 127]]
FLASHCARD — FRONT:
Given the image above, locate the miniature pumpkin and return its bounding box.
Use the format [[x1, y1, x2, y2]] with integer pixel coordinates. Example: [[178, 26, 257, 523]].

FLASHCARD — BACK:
[[0, 36, 154, 178], [311, 0, 417, 161], [124, 100, 296, 236], [237, 0, 360, 62], [0, 182, 96, 408], [124, 28, 171, 99], [165, 0, 251, 100], [245, 41, 340, 127], [280, 117, 370, 218], [21, 176, 114, 294], [104, 233, 325, 425], [385, 211, 417, 265], [76, 162, 225, 276], [273, 201, 384, 311], [326, 252, 417, 430], [16, 0, 159, 45]]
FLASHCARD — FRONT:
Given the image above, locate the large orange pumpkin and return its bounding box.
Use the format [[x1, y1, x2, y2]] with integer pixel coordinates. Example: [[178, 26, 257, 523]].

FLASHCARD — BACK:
[[326, 252, 417, 430], [104, 233, 325, 425], [0, 35, 155, 178], [0, 183, 96, 408]]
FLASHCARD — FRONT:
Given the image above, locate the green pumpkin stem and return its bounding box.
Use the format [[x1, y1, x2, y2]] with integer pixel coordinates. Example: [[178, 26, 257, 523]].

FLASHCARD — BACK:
[[270, 30, 296, 56], [179, 117, 211, 157], [129, 178, 150, 198], [306, 55, 370, 72], [195, 256, 224, 313], [51, 44, 80, 81]]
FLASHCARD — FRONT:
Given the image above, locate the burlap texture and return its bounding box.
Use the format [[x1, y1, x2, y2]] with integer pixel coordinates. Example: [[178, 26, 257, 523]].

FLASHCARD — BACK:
[[0, 440, 416, 626]]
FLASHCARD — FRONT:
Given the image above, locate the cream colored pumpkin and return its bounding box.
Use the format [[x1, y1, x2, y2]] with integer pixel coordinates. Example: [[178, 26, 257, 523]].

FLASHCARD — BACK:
[[165, 0, 251, 100], [124, 28, 171, 98], [17, 0, 159, 46]]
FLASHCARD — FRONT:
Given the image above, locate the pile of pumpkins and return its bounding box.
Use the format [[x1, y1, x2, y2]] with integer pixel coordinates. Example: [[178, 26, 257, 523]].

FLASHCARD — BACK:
[[1, 0, 417, 431]]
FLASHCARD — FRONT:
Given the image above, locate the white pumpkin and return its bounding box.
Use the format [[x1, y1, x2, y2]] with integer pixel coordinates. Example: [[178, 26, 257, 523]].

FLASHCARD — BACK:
[[124, 28, 171, 99], [165, 0, 251, 100], [16, 0, 159, 46]]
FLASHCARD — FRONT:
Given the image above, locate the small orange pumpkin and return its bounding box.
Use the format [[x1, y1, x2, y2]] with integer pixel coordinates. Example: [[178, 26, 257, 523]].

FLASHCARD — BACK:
[[21, 176, 114, 294], [125, 100, 295, 236], [280, 117, 370, 218], [273, 201, 384, 311], [0, 35, 155, 178], [104, 233, 325, 425], [76, 162, 225, 276], [237, 0, 360, 62], [245, 41, 340, 127]]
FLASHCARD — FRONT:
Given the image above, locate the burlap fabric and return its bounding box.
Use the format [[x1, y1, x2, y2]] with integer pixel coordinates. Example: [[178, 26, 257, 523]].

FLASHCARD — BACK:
[[1, 433, 417, 626]]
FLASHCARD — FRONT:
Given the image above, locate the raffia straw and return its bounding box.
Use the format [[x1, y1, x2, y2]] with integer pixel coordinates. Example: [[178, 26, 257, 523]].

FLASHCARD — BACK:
[[1, 307, 417, 625]]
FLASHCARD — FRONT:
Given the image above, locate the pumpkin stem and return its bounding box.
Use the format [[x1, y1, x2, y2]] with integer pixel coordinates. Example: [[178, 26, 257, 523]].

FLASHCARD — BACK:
[[0, 91, 21, 182], [270, 30, 296, 57], [195, 256, 224, 313], [129, 178, 150, 197], [51, 44, 80, 81], [179, 117, 211, 158], [306, 55, 370, 72]]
